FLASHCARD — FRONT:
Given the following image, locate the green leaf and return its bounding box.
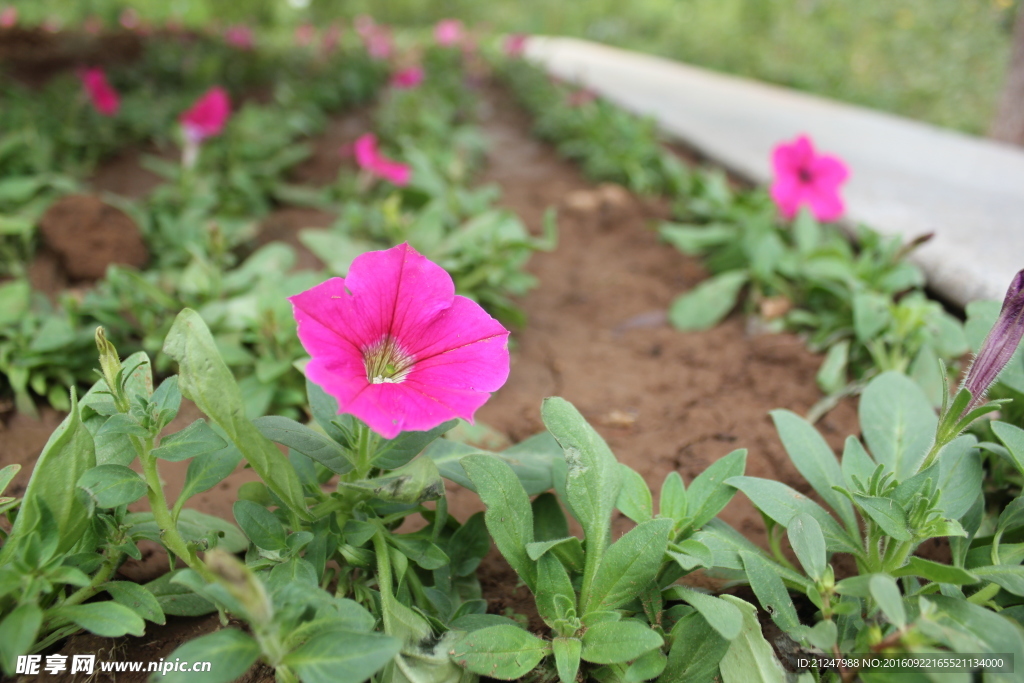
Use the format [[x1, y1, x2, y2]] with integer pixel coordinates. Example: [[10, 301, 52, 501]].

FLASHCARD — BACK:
[[162, 629, 261, 683], [659, 471, 687, 526], [667, 539, 714, 571], [448, 512, 491, 577], [233, 500, 287, 551], [388, 537, 450, 570], [686, 449, 746, 530], [625, 649, 668, 683], [536, 552, 576, 629], [659, 611, 729, 683], [970, 565, 1024, 596], [176, 445, 244, 510], [542, 397, 622, 548], [342, 456, 443, 504], [163, 309, 309, 520], [853, 291, 891, 343], [371, 419, 459, 470], [0, 603, 42, 676], [816, 340, 849, 395], [739, 552, 800, 632], [153, 419, 228, 462], [726, 476, 859, 553], [526, 537, 586, 573], [77, 464, 147, 508], [787, 513, 827, 582], [851, 493, 911, 542], [660, 223, 736, 254], [450, 625, 550, 680], [891, 557, 979, 585], [859, 372, 937, 480], [585, 518, 672, 614], [934, 435, 982, 520], [553, 637, 582, 683], [840, 436, 876, 493], [0, 464, 19, 496], [145, 570, 216, 616], [462, 454, 537, 592], [669, 270, 748, 331], [283, 630, 401, 683], [52, 602, 146, 637], [533, 492, 570, 541], [581, 620, 663, 664], [771, 410, 855, 531], [926, 595, 1024, 668], [253, 416, 353, 474], [665, 586, 742, 640], [104, 581, 166, 625], [717, 595, 787, 683], [993, 421, 1024, 478], [869, 574, 906, 628], [0, 389, 95, 564], [616, 464, 653, 523]]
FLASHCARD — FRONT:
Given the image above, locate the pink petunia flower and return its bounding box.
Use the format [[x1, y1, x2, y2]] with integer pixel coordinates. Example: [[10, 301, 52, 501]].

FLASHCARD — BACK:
[[362, 26, 392, 59], [353, 133, 411, 186], [0, 6, 16, 28], [434, 19, 463, 46], [290, 243, 510, 439], [770, 135, 849, 222], [180, 87, 231, 144], [321, 22, 342, 56], [354, 15, 376, 39], [294, 23, 316, 47], [119, 8, 139, 30], [504, 33, 527, 57], [390, 66, 424, 89], [566, 88, 597, 108], [224, 24, 254, 50], [79, 68, 120, 117]]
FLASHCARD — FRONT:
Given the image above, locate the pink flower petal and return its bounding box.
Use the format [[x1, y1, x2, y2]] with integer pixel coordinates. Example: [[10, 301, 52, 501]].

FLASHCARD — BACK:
[[809, 154, 849, 188], [807, 187, 845, 222], [180, 87, 231, 143], [289, 243, 510, 439]]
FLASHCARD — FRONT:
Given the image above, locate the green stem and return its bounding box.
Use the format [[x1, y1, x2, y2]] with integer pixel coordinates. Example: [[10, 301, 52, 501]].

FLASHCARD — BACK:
[[136, 436, 216, 583], [882, 540, 913, 573], [768, 524, 797, 572], [60, 546, 123, 609], [372, 530, 395, 635], [967, 582, 1001, 606]]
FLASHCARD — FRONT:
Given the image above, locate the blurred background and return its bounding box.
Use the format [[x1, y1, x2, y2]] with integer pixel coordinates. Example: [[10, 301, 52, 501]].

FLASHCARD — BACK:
[[3, 0, 1021, 136]]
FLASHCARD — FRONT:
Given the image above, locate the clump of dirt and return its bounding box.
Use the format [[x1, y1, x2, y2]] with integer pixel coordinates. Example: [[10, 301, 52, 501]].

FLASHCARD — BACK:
[[38, 194, 148, 280]]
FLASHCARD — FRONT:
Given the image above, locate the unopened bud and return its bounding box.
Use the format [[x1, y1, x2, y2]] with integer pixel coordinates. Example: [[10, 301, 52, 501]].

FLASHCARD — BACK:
[[95, 327, 124, 408], [205, 548, 273, 625], [962, 269, 1024, 412]]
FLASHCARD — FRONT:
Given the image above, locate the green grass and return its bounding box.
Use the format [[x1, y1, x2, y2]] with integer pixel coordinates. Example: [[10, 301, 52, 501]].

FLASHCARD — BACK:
[[9, 0, 1018, 133]]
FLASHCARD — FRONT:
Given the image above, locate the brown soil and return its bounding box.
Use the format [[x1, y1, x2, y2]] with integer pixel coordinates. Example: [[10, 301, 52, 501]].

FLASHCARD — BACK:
[[0, 28, 143, 86], [38, 195, 148, 280], [1, 85, 868, 675]]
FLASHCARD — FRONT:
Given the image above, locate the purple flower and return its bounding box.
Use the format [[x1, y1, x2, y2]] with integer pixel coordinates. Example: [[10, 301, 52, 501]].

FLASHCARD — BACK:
[[289, 243, 510, 438], [962, 269, 1024, 411]]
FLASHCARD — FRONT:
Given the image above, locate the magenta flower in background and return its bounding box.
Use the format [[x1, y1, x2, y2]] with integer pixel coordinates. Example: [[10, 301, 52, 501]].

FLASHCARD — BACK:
[[119, 8, 139, 30], [504, 33, 527, 57], [361, 25, 392, 59], [290, 243, 510, 439], [80, 67, 120, 117], [224, 24, 254, 49], [294, 23, 316, 47], [353, 133, 411, 186], [770, 135, 849, 222], [355, 15, 376, 38], [321, 23, 342, 55], [962, 269, 1024, 412], [434, 19, 463, 46], [390, 66, 424, 89], [0, 6, 16, 28], [180, 87, 231, 144]]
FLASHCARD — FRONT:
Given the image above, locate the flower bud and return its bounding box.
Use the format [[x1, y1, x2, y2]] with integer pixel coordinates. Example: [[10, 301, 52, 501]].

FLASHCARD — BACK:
[[962, 269, 1024, 412], [95, 327, 125, 410], [204, 548, 273, 625]]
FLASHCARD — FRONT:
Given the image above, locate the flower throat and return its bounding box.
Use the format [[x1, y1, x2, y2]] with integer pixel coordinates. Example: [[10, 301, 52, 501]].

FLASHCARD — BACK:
[[363, 335, 415, 384]]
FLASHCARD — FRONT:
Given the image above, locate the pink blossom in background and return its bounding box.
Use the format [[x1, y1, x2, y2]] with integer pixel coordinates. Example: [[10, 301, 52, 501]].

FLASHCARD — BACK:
[[566, 88, 597, 107], [42, 16, 60, 33], [180, 87, 231, 143], [434, 19, 463, 46], [321, 23, 342, 55], [119, 8, 139, 30], [770, 135, 849, 222], [362, 26, 392, 59], [224, 25, 254, 50], [289, 243, 510, 439], [504, 33, 527, 57], [294, 23, 316, 47], [390, 66, 424, 89], [353, 133, 411, 186], [83, 16, 103, 35], [354, 15, 376, 39], [0, 6, 16, 28], [80, 68, 120, 116]]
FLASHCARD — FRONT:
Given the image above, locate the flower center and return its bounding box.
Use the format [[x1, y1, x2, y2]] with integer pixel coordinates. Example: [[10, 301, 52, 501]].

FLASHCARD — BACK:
[[363, 336, 415, 384], [797, 166, 814, 184]]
